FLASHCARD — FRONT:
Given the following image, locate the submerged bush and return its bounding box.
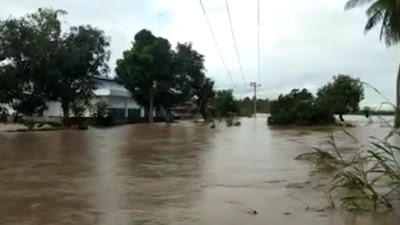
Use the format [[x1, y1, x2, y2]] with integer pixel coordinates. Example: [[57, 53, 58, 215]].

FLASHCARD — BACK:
[[267, 89, 335, 125], [268, 75, 364, 125]]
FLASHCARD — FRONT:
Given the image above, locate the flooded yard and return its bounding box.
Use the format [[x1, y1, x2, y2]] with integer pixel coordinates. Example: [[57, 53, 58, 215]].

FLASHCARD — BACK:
[[0, 115, 399, 225]]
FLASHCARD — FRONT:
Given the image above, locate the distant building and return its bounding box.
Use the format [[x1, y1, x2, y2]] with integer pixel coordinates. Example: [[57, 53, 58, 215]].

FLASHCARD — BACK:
[[172, 101, 197, 119], [0, 77, 166, 120], [43, 77, 146, 118]]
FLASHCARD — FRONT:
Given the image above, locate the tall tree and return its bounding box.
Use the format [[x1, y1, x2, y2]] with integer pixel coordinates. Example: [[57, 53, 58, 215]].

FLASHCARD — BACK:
[[53, 25, 110, 120], [174, 43, 214, 122], [317, 75, 364, 121], [197, 78, 215, 122], [0, 8, 110, 122], [0, 8, 65, 116], [116, 29, 174, 123], [344, 0, 400, 126]]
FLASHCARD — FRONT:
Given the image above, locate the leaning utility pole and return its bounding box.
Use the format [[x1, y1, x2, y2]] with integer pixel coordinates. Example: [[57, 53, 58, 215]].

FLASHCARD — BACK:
[[250, 82, 261, 118]]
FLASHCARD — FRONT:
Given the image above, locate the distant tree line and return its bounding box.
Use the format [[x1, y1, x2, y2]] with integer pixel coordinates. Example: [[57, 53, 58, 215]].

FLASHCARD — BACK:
[[210, 90, 270, 118], [352, 107, 395, 116], [236, 97, 270, 116]]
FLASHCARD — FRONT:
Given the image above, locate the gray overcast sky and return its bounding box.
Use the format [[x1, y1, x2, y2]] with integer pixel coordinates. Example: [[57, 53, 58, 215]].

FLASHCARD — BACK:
[[0, 0, 399, 107]]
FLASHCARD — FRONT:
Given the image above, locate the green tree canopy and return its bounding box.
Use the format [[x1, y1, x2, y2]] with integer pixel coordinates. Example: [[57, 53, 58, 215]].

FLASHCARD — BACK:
[[0, 8, 65, 116], [156, 42, 206, 122], [116, 32, 215, 123], [268, 89, 335, 125], [213, 89, 239, 117], [0, 8, 110, 120], [173, 42, 215, 122], [116, 29, 174, 123], [54, 25, 110, 119], [317, 75, 364, 121]]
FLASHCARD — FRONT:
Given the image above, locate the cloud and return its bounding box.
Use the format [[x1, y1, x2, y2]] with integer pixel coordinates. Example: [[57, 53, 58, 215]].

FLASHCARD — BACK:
[[1, 0, 398, 107]]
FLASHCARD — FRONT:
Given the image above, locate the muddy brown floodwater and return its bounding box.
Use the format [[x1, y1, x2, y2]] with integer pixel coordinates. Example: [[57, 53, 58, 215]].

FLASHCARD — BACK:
[[0, 115, 400, 225]]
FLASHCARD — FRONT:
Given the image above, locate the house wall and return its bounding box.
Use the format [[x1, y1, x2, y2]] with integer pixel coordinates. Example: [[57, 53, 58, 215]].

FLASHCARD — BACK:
[[103, 96, 143, 119], [43, 101, 63, 117], [106, 96, 140, 109], [42, 97, 145, 118], [7, 79, 148, 119], [0, 104, 14, 115]]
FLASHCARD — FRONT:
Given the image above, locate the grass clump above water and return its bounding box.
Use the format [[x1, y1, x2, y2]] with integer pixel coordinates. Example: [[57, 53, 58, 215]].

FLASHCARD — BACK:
[[297, 131, 400, 212]]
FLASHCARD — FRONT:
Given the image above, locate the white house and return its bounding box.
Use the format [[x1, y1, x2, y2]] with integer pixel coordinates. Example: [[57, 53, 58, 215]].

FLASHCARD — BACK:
[[43, 77, 146, 118]]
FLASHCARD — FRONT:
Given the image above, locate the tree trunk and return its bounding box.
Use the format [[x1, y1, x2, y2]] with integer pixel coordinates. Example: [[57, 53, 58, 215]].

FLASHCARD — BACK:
[[200, 102, 212, 123], [61, 102, 70, 126], [144, 107, 149, 120], [163, 107, 173, 123], [62, 102, 70, 119], [395, 61, 400, 128], [148, 95, 154, 123], [339, 114, 344, 122]]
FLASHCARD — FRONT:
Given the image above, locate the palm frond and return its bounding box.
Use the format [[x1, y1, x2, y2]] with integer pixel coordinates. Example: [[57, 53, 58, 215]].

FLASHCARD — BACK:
[[365, 11, 383, 32], [365, 0, 385, 17], [345, 0, 374, 10], [383, 11, 400, 46]]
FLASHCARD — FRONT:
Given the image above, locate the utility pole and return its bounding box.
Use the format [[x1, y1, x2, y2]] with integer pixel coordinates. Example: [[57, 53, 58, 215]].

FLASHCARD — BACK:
[[250, 82, 261, 118]]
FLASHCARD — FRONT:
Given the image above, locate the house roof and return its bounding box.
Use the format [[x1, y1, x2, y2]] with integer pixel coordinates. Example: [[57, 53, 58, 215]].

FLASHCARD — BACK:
[[93, 76, 131, 98]]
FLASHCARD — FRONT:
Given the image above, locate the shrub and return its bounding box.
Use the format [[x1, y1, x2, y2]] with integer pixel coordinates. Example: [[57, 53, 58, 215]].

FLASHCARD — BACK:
[[267, 89, 335, 125]]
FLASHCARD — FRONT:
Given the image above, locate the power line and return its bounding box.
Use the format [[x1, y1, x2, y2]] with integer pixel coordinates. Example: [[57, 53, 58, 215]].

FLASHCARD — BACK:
[[198, 0, 236, 88], [224, 0, 246, 85], [257, 0, 261, 83]]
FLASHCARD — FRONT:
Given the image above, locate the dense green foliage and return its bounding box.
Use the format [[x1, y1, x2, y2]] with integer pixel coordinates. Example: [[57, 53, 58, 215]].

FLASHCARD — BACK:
[[92, 101, 109, 118], [212, 90, 239, 117], [115, 30, 173, 123], [116, 30, 215, 123], [237, 97, 253, 116], [236, 97, 270, 116], [209, 91, 271, 118], [268, 75, 363, 125], [317, 75, 364, 121], [268, 89, 335, 125], [54, 25, 110, 120], [0, 9, 215, 125], [0, 8, 110, 121]]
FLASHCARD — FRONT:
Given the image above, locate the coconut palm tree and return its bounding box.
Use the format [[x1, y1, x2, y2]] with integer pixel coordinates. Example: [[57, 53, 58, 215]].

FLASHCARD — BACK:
[[344, 0, 400, 127]]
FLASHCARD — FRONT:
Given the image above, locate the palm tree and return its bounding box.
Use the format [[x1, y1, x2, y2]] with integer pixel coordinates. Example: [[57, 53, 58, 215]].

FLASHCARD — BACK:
[[344, 0, 400, 127]]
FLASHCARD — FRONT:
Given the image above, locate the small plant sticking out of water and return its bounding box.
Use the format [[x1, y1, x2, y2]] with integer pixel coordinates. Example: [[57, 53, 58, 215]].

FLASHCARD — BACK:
[[296, 134, 350, 174], [225, 111, 241, 127], [332, 166, 393, 211], [297, 131, 400, 212]]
